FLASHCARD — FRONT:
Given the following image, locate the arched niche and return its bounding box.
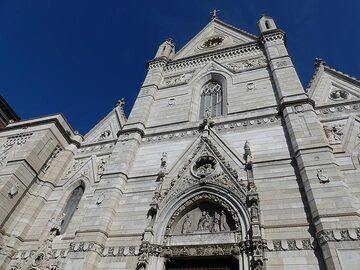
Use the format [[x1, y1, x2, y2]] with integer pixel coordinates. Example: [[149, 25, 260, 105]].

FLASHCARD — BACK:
[[163, 193, 244, 247], [169, 199, 237, 235]]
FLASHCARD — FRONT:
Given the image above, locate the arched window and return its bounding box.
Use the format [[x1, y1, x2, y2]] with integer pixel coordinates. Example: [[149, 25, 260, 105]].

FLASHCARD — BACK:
[[199, 81, 223, 119], [60, 185, 84, 234]]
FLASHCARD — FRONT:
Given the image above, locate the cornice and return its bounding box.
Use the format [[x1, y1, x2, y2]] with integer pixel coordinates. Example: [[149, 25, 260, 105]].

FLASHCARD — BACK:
[[259, 29, 286, 44], [314, 101, 360, 117], [141, 114, 281, 144], [162, 42, 263, 74], [1, 115, 80, 147]]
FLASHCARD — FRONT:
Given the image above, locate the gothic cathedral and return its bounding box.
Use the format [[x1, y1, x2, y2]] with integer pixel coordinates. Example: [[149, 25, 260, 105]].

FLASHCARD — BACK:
[[0, 15, 360, 270]]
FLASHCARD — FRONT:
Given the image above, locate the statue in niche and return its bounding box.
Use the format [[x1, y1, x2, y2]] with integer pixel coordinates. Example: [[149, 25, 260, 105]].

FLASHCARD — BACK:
[[220, 210, 227, 231], [212, 218, 221, 232], [97, 157, 107, 175], [181, 214, 192, 234], [251, 202, 259, 221], [197, 211, 211, 231]]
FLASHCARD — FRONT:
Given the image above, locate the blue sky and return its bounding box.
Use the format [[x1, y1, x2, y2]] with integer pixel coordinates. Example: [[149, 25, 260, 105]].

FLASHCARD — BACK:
[[1, 0, 359, 134]]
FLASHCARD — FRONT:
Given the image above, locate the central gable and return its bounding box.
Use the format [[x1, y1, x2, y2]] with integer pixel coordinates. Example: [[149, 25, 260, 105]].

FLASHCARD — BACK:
[[174, 19, 257, 60]]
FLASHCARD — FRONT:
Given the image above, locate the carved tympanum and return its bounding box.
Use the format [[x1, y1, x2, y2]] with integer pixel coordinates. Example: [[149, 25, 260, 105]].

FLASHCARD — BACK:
[[171, 201, 236, 235]]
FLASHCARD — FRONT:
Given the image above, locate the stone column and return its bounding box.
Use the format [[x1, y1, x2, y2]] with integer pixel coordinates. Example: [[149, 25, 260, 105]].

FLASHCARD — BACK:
[[259, 16, 359, 270]]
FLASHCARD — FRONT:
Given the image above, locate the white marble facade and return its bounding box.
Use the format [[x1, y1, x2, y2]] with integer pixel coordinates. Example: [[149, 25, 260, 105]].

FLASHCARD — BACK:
[[0, 15, 360, 270]]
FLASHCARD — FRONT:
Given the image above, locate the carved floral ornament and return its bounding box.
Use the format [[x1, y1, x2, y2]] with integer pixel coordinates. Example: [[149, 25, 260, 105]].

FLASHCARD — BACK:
[[200, 36, 225, 49]]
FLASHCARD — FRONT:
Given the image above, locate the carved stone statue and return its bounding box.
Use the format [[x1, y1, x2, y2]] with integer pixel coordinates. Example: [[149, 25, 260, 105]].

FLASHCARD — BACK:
[[317, 168, 330, 183], [251, 202, 259, 220], [220, 210, 227, 231], [8, 183, 19, 198], [98, 130, 112, 141], [181, 214, 192, 234], [97, 158, 107, 175], [324, 125, 344, 144], [197, 211, 211, 231], [244, 140, 253, 164], [212, 218, 221, 232]]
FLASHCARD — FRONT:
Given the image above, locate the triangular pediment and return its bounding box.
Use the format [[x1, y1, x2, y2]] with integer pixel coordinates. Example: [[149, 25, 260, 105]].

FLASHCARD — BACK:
[[84, 103, 126, 144], [174, 19, 257, 61], [307, 63, 360, 107], [159, 131, 247, 206]]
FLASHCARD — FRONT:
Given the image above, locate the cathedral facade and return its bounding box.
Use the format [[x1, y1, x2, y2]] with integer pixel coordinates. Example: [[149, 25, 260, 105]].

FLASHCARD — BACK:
[[0, 15, 359, 270]]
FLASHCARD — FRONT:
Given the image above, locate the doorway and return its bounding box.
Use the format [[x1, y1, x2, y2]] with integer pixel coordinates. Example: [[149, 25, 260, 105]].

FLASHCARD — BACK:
[[166, 256, 239, 270]]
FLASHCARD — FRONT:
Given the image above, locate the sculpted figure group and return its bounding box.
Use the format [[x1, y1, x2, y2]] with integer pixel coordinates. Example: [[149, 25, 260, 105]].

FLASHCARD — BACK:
[[181, 210, 228, 234]]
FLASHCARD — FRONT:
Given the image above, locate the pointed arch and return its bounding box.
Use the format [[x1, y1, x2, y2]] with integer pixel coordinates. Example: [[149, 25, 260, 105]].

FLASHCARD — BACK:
[[59, 182, 85, 234], [189, 69, 231, 122], [152, 185, 250, 244]]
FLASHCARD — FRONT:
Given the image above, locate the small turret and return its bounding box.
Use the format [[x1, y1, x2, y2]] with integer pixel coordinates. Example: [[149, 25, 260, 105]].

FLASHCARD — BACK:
[[154, 38, 175, 60], [258, 14, 277, 33]]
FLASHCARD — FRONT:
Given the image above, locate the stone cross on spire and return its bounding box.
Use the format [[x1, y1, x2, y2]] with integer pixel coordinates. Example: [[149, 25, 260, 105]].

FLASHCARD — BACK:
[[211, 9, 220, 19]]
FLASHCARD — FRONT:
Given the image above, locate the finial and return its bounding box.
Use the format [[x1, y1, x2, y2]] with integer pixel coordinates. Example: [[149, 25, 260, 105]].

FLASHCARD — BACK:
[[166, 38, 174, 45], [211, 9, 220, 19], [117, 98, 125, 107], [314, 58, 326, 67]]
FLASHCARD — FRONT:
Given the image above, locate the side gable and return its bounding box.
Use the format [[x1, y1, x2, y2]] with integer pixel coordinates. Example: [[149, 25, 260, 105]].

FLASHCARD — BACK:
[[307, 61, 360, 107], [83, 101, 126, 144], [174, 18, 257, 61]]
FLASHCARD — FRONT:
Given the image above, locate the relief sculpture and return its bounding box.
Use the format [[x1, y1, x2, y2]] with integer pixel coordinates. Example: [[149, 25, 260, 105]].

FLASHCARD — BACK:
[[175, 202, 236, 235]]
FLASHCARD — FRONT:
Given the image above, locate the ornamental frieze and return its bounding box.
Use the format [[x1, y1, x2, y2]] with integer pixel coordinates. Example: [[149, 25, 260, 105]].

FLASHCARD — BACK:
[[266, 238, 315, 251], [163, 43, 262, 73], [315, 103, 360, 116], [225, 57, 267, 73], [161, 71, 195, 87], [317, 228, 360, 245], [141, 115, 281, 144]]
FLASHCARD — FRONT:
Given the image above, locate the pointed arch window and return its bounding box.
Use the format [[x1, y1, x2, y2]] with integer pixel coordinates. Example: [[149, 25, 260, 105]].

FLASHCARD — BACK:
[[60, 185, 84, 234], [199, 81, 223, 119]]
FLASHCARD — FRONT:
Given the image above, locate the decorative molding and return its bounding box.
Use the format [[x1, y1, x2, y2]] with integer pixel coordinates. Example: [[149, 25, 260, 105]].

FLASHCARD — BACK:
[[163, 43, 263, 73], [261, 31, 285, 44], [266, 238, 315, 251], [225, 56, 267, 73], [78, 142, 116, 154], [69, 241, 104, 255], [317, 228, 360, 245], [141, 115, 281, 144], [161, 71, 195, 88], [102, 246, 138, 257], [315, 103, 359, 116], [0, 132, 33, 167]]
